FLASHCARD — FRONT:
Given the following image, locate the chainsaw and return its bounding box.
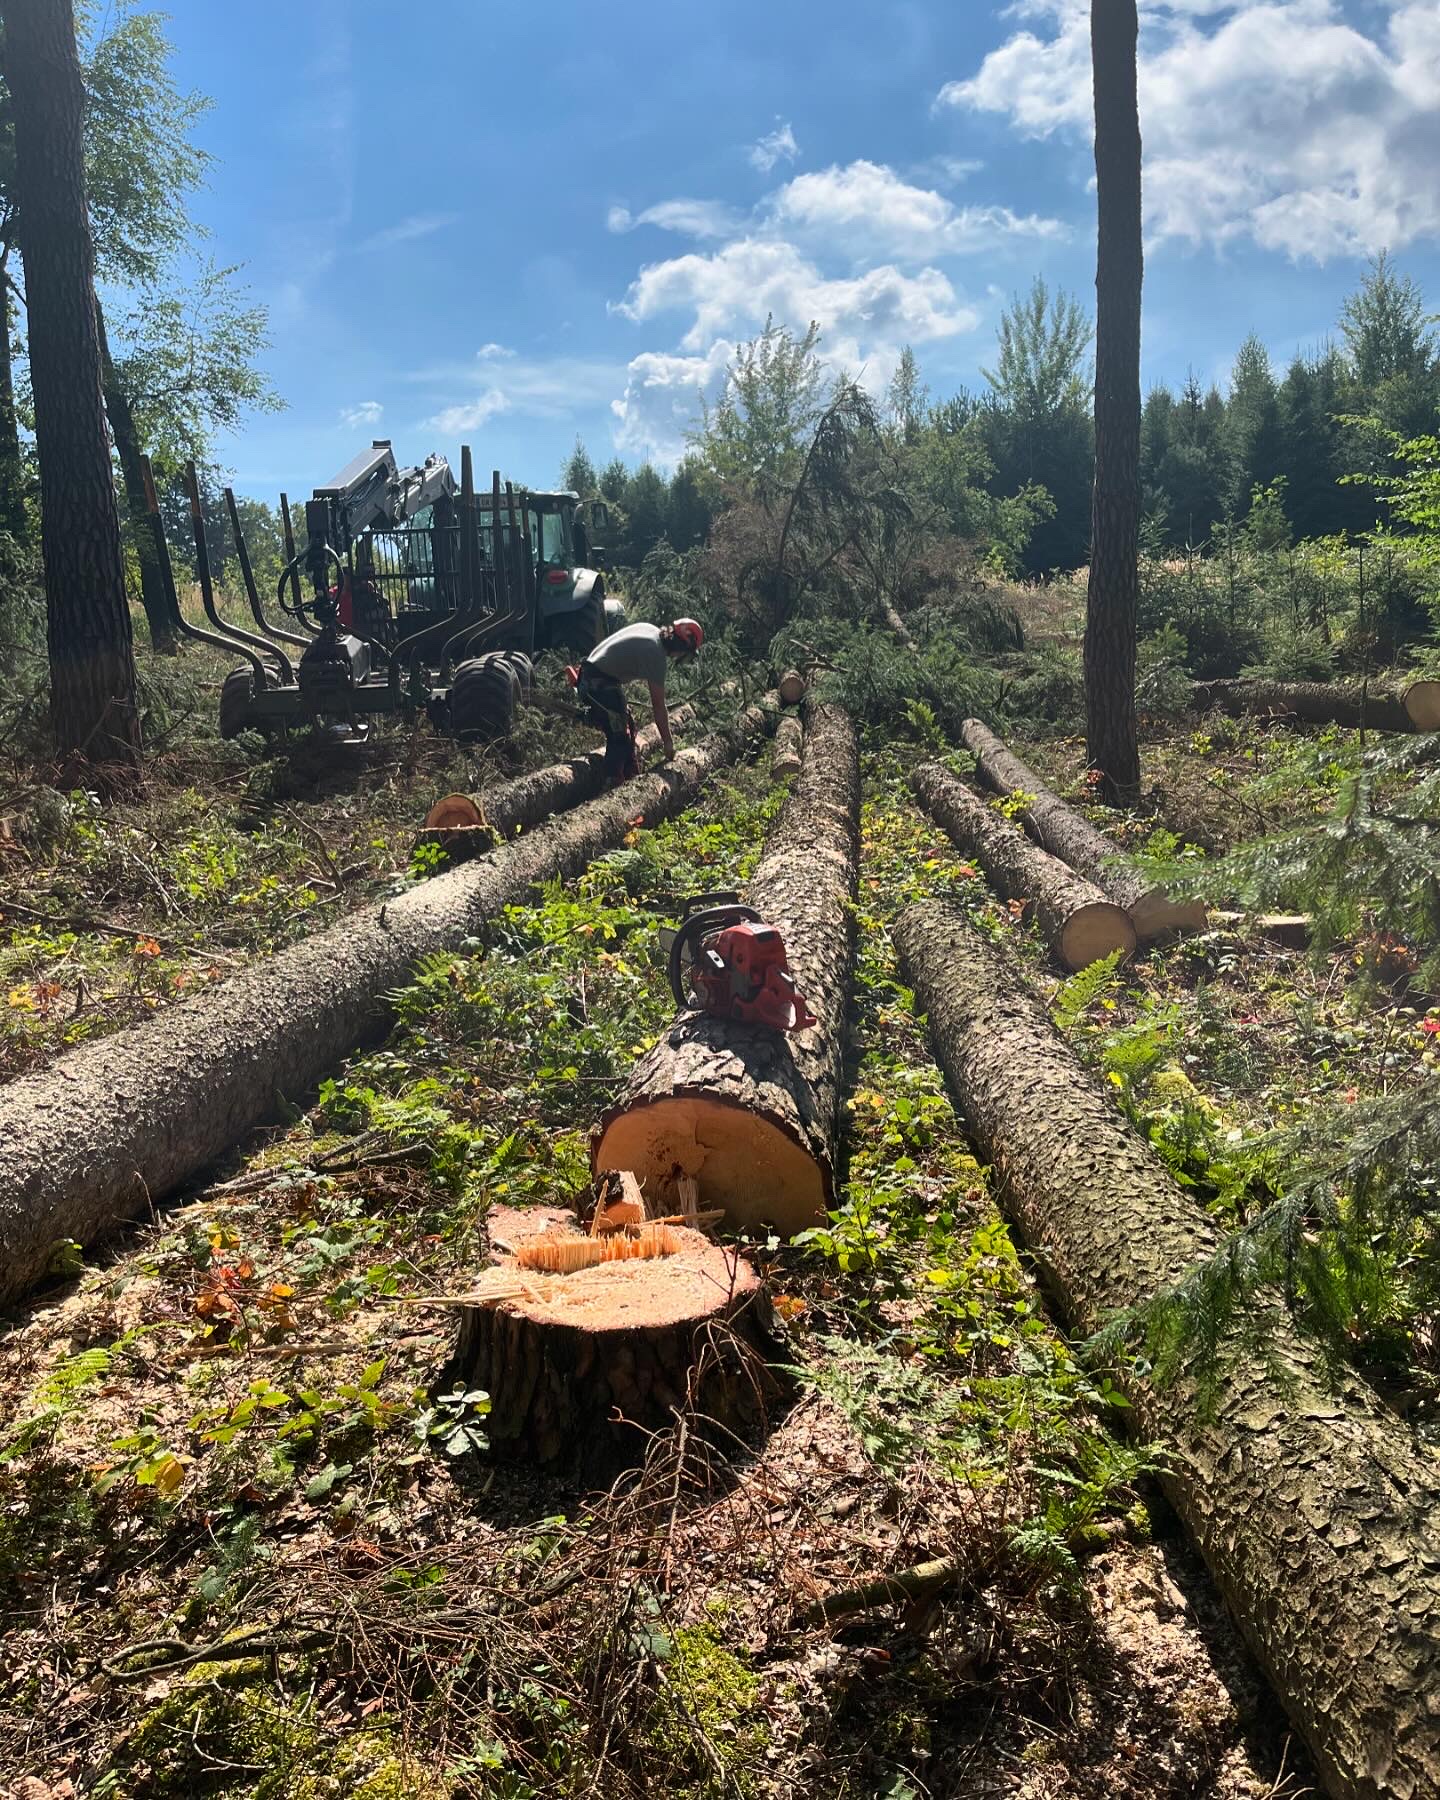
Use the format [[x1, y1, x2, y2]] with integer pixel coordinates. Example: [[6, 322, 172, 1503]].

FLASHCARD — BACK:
[[659, 891, 816, 1033]]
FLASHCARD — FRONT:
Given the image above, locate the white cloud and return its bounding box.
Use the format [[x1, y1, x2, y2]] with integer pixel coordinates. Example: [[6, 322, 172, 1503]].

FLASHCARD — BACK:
[[748, 120, 799, 174], [356, 211, 460, 252], [940, 0, 1440, 259], [615, 237, 977, 357], [426, 388, 510, 434], [607, 198, 745, 240], [477, 342, 515, 360], [611, 341, 736, 466], [771, 160, 1066, 260], [340, 400, 384, 429]]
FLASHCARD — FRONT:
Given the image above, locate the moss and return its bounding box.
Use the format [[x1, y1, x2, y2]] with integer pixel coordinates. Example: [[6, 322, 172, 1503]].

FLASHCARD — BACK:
[[108, 1661, 447, 1800], [650, 1624, 768, 1795]]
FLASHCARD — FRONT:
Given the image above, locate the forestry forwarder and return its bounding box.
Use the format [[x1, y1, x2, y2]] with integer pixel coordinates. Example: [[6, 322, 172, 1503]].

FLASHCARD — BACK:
[[170, 439, 624, 742]]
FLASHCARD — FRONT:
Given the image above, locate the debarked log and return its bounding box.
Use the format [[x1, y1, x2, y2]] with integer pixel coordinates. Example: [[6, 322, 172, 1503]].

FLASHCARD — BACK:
[[960, 717, 1206, 939], [0, 711, 779, 1308], [912, 761, 1135, 971], [895, 897, 1440, 1800], [591, 703, 859, 1239]]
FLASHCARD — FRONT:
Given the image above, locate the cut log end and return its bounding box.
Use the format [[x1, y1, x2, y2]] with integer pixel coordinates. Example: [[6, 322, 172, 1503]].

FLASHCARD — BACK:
[[1404, 679, 1440, 733], [447, 1205, 782, 1475], [1058, 901, 1138, 972], [772, 713, 804, 779], [593, 1093, 828, 1239], [778, 669, 807, 706], [1127, 889, 1210, 941]]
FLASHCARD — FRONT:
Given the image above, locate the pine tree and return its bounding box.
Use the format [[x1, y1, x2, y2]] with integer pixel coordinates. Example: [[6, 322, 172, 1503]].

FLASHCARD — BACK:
[[562, 438, 598, 497], [1083, 0, 1142, 806], [1224, 334, 1284, 516], [1339, 252, 1440, 437], [6, 0, 140, 780]]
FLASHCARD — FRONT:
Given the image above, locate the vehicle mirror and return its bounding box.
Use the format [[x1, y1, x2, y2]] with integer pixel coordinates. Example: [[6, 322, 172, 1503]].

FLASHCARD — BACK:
[[590, 501, 610, 531]]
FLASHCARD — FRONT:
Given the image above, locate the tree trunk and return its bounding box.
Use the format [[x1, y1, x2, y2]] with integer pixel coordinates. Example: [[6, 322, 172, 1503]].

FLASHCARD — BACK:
[[1083, 0, 1142, 807], [444, 1205, 784, 1479], [912, 761, 1135, 971], [880, 597, 919, 653], [0, 720, 774, 1307], [0, 269, 28, 542], [960, 718, 1206, 938], [7, 0, 141, 780], [592, 702, 858, 1238], [772, 712, 803, 778], [420, 697, 777, 862], [96, 298, 176, 654], [895, 898, 1440, 1800], [1194, 676, 1437, 735]]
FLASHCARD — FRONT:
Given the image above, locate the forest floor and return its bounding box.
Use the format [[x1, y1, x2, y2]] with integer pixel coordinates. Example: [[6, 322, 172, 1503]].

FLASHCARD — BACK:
[[6, 628, 1436, 1796]]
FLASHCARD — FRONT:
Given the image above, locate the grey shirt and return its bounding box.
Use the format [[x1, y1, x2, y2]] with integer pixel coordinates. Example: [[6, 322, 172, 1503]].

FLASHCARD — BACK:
[[583, 622, 668, 688]]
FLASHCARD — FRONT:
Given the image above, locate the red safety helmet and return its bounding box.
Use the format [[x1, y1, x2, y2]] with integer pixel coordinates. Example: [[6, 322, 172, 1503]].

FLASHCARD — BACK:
[[670, 617, 704, 656]]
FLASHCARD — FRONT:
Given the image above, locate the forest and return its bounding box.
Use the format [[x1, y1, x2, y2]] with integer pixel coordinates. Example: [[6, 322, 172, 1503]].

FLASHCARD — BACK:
[[1, 2, 1439, 1799]]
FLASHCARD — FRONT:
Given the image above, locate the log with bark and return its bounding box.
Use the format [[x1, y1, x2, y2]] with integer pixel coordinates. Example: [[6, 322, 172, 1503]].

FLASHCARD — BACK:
[[1194, 676, 1440, 735], [444, 1205, 784, 1477], [960, 718, 1206, 939], [912, 762, 1135, 971], [0, 714, 778, 1308], [895, 898, 1440, 1800], [415, 701, 708, 861], [592, 703, 859, 1238], [772, 713, 803, 779]]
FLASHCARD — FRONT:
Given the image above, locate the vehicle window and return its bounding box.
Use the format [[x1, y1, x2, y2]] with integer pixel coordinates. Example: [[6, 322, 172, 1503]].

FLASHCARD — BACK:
[[537, 509, 571, 564]]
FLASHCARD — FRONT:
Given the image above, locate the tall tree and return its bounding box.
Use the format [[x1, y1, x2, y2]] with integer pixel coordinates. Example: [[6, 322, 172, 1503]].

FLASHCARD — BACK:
[[6, 0, 139, 777], [980, 278, 1094, 572], [562, 437, 598, 496], [1338, 251, 1440, 436], [1083, 0, 1142, 806], [1224, 333, 1284, 514]]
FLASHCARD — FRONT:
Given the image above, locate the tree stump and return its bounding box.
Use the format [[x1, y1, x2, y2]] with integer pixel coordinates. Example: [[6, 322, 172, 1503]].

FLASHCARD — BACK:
[[447, 1206, 783, 1476]]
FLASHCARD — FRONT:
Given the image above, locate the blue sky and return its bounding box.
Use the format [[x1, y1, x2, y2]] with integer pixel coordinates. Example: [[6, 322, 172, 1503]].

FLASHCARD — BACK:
[[156, 0, 1440, 503]]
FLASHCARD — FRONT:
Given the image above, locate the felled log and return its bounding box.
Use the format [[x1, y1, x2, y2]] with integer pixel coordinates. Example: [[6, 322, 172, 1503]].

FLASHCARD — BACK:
[[960, 717, 1205, 939], [895, 899, 1440, 1800], [592, 703, 859, 1238], [912, 762, 1135, 971], [1208, 910, 1312, 949], [772, 713, 803, 779], [1194, 675, 1440, 735], [778, 669, 806, 706], [0, 714, 779, 1307], [416, 701, 706, 862], [444, 1205, 783, 1476]]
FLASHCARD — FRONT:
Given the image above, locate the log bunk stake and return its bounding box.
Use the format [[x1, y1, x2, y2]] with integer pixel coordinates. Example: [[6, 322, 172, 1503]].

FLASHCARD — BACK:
[[895, 898, 1440, 1800], [591, 702, 860, 1238]]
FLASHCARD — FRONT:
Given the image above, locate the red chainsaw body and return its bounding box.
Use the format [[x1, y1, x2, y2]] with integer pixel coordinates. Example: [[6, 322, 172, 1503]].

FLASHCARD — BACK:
[[689, 918, 816, 1033]]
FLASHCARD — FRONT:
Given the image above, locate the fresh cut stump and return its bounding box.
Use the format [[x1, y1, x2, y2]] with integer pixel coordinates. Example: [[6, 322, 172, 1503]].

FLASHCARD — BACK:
[[592, 703, 859, 1238], [445, 1205, 783, 1477], [896, 898, 1440, 1800], [912, 762, 1135, 971]]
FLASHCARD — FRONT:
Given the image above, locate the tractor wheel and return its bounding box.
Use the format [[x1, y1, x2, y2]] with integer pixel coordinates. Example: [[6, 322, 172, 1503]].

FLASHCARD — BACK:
[[602, 597, 628, 639], [449, 654, 517, 741], [497, 650, 533, 701], [558, 590, 605, 658], [219, 666, 255, 739]]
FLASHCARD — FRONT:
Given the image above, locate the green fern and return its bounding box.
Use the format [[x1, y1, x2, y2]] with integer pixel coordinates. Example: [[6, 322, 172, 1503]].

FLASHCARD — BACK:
[[1051, 950, 1123, 1031]]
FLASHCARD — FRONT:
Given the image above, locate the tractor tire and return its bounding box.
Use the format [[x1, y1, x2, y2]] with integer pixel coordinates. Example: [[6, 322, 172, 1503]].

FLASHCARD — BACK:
[[602, 597, 628, 639], [498, 651, 533, 701], [219, 666, 256, 739], [449, 654, 518, 742], [556, 590, 604, 658]]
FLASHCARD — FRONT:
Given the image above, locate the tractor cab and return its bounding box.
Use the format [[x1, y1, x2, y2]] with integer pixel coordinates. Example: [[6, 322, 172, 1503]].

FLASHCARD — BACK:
[[483, 491, 624, 657]]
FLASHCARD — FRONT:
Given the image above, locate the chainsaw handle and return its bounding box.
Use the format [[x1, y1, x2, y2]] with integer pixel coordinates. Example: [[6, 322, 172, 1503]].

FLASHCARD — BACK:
[[667, 903, 763, 1009]]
